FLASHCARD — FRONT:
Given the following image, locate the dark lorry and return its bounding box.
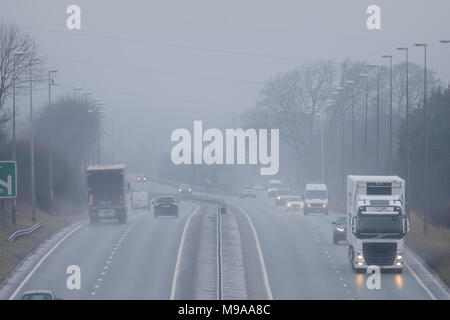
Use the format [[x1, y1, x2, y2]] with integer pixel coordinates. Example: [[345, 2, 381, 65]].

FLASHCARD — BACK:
[[87, 164, 128, 224]]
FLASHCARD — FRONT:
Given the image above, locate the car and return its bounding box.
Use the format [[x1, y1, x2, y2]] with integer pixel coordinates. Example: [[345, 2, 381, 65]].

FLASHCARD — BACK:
[[240, 185, 256, 198], [332, 216, 347, 244], [285, 196, 304, 212], [304, 183, 329, 215], [275, 188, 291, 206], [153, 196, 179, 218], [136, 176, 147, 183], [178, 184, 192, 194], [22, 290, 59, 300], [266, 180, 282, 197]]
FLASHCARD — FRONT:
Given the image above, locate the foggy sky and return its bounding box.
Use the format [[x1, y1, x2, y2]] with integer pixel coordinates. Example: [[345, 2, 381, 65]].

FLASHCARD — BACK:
[[1, 0, 450, 172]]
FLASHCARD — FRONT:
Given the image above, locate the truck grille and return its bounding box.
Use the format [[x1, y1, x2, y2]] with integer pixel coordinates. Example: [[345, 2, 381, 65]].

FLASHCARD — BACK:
[[363, 242, 397, 266]]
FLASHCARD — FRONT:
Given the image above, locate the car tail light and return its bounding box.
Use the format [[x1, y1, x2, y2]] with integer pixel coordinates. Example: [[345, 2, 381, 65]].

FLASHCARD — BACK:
[[89, 194, 93, 205], [120, 194, 124, 204]]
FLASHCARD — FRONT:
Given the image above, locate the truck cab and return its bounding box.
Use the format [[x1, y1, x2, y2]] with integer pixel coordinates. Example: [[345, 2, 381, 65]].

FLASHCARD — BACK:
[[346, 176, 409, 273]]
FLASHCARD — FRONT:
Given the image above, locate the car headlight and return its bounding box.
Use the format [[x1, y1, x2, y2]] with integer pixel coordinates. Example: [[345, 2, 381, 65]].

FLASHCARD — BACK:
[[277, 197, 281, 200], [178, 189, 182, 192], [356, 253, 364, 261], [307, 204, 311, 208], [336, 227, 345, 232], [322, 204, 327, 208], [287, 203, 291, 207], [188, 189, 192, 192]]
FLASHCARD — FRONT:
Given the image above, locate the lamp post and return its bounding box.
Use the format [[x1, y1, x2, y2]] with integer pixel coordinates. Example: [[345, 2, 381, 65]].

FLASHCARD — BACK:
[[396, 47, 410, 218], [369, 64, 380, 173], [29, 58, 39, 221], [12, 51, 25, 224], [359, 73, 369, 170], [48, 70, 57, 213], [414, 43, 428, 235], [345, 80, 356, 172], [382, 55, 393, 173]]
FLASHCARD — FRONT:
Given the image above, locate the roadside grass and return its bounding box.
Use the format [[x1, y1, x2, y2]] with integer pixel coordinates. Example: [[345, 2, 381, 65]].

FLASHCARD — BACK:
[[406, 212, 450, 288], [0, 201, 85, 284]]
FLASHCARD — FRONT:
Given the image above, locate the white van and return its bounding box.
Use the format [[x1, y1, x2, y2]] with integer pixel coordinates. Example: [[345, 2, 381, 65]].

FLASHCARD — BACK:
[[132, 191, 150, 209], [304, 183, 328, 215]]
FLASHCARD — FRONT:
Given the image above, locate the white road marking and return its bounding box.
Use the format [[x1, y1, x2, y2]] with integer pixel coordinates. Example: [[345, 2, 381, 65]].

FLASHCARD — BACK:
[[170, 204, 200, 300], [8, 223, 84, 300], [236, 205, 274, 300], [405, 263, 437, 300]]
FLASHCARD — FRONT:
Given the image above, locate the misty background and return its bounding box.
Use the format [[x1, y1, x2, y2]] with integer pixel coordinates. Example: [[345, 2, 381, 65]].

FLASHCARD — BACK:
[[1, 1, 449, 207]]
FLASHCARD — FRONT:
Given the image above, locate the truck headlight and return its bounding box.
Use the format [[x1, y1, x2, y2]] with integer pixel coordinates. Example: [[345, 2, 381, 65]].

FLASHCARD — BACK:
[[287, 203, 291, 207], [322, 204, 327, 208], [178, 189, 182, 192], [356, 253, 364, 261], [277, 196, 281, 200], [307, 204, 311, 208]]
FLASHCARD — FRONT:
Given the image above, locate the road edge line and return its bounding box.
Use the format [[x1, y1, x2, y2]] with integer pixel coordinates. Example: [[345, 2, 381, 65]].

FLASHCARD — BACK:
[[236, 205, 273, 300], [170, 204, 199, 300], [8, 223, 84, 300]]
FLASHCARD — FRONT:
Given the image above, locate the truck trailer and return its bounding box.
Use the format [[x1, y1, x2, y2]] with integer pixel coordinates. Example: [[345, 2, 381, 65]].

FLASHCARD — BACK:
[[87, 164, 128, 224], [346, 175, 409, 273]]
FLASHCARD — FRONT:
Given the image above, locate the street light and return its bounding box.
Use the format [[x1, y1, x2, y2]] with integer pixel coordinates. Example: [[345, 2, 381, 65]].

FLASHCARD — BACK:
[[382, 55, 393, 173], [414, 43, 428, 235], [397, 47, 410, 218], [29, 58, 40, 221], [359, 73, 369, 168], [48, 70, 57, 213], [369, 64, 381, 172], [11, 51, 25, 225], [345, 80, 356, 172]]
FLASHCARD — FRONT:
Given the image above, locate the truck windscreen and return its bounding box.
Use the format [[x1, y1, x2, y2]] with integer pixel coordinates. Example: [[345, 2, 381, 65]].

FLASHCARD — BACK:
[[357, 214, 403, 234], [305, 190, 327, 200]]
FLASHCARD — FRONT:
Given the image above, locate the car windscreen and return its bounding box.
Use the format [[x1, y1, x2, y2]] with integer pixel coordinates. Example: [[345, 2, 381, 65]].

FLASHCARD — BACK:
[[157, 197, 176, 204], [22, 294, 52, 300], [289, 197, 303, 201], [277, 189, 290, 195], [305, 190, 327, 200]]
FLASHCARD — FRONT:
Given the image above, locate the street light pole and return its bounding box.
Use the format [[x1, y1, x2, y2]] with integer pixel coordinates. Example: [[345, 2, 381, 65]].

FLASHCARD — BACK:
[[382, 55, 393, 173], [48, 70, 57, 213], [359, 74, 369, 171], [29, 59, 39, 221], [414, 43, 428, 235], [345, 80, 355, 172], [12, 52, 24, 224], [397, 47, 410, 217], [369, 64, 380, 173]]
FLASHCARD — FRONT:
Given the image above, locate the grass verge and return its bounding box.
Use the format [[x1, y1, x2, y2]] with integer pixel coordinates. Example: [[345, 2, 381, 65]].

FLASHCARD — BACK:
[[0, 201, 85, 284], [406, 212, 450, 288]]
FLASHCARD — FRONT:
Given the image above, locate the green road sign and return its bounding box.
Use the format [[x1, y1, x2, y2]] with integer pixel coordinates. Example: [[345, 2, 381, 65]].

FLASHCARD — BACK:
[[0, 161, 17, 198]]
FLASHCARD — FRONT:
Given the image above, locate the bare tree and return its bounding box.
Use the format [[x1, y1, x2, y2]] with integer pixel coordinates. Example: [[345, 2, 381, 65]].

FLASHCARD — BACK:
[[0, 22, 46, 138]]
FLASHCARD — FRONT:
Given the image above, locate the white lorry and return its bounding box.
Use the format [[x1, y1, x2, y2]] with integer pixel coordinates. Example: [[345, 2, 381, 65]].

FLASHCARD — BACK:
[[132, 191, 150, 209], [346, 175, 409, 273]]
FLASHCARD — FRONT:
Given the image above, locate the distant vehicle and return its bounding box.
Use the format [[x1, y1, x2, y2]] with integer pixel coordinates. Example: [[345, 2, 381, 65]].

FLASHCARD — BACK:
[[22, 290, 58, 300], [267, 179, 282, 197], [153, 195, 179, 218], [178, 184, 192, 194], [240, 185, 256, 198], [87, 164, 128, 224], [136, 176, 147, 183], [347, 175, 409, 273], [132, 191, 150, 209], [304, 183, 329, 215], [332, 216, 347, 244], [275, 188, 291, 206], [285, 196, 304, 212]]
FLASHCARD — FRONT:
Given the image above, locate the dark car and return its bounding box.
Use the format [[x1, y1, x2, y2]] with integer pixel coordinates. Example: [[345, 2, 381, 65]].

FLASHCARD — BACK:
[[332, 216, 347, 244], [275, 188, 291, 206], [178, 184, 192, 194], [153, 196, 179, 218]]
